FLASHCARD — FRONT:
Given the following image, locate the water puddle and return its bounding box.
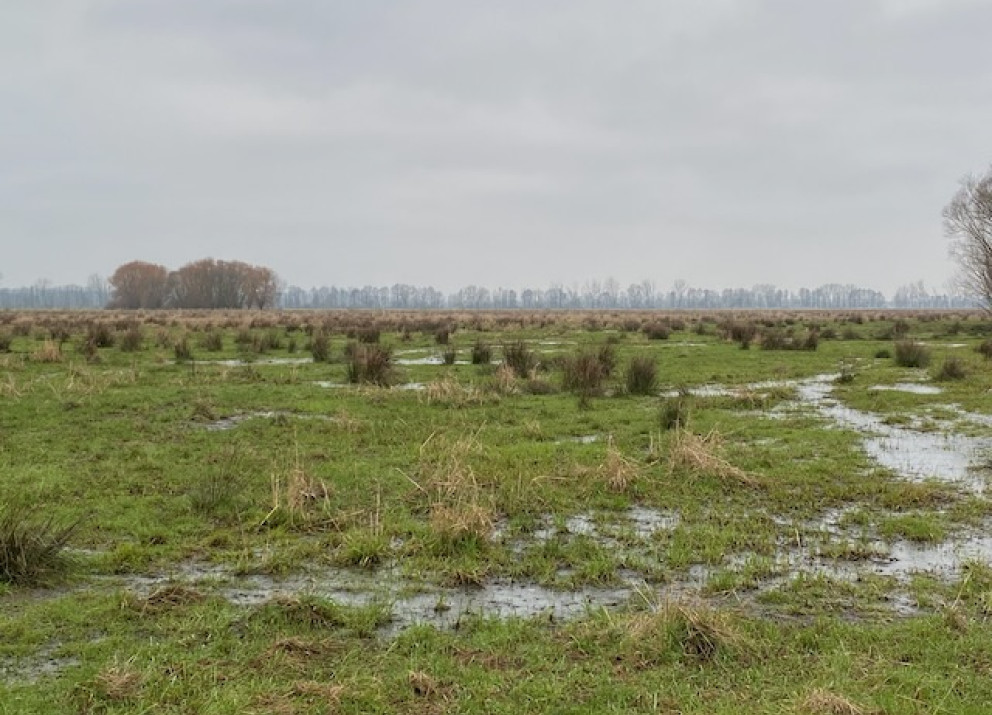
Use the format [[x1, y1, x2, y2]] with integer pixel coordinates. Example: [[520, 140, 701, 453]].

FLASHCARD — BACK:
[[554, 434, 601, 445], [868, 383, 943, 395], [191, 357, 313, 367], [114, 563, 637, 635], [199, 411, 338, 431], [792, 377, 992, 490], [395, 356, 470, 366]]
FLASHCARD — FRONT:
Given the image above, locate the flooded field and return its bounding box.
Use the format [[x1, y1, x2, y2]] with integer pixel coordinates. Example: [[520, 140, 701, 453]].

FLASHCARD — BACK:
[[1, 309, 991, 711]]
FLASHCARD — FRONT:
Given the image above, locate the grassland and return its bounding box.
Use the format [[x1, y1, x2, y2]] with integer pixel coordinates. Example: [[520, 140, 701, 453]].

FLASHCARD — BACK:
[[1, 308, 991, 713]]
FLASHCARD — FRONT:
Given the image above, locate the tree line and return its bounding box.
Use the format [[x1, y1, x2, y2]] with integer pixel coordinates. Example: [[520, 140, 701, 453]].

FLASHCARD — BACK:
[[0, 271, 977, 310]]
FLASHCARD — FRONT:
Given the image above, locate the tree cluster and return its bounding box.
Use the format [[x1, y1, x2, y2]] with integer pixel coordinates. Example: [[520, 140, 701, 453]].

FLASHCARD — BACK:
[[107, 259, 278, 310]]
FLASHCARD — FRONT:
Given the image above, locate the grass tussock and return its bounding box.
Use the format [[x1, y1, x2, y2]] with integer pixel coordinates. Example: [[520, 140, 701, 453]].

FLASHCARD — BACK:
[[668, 428, 760, 487], [625, 356, 657, 395], [0, 503, 80, 585], [600, 437, 640, 493], [32, 339, 62, 363], [659, 388, 692, 430], [893, 340, 930, 368], [800, 689, 866, 715], [345, 343, 393, 386], [411, 433, 494, 549], [470, 339, 492, 364], [489, 363, 518, 395], [502, 340, 539, 378], [934, 356, 967, 380], [622, 600, 745, 664], [422, 375, 493, 407], [130, 584, 205, 614], [264, 456, 331, 529], [561, 350, 607, 397]]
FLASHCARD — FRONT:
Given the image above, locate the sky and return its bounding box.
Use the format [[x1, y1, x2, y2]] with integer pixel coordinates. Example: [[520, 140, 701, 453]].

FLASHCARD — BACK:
[[2, 1, 991, 295]]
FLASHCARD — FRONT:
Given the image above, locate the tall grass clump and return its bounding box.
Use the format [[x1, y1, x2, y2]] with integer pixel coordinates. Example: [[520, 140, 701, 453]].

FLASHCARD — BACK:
[[118, 324, 143, 352], [642, 322, 671, 340], [470, 340, 492, 365], [502, 340, 539, 378], [86, 322, 115, 348], [660, 388, 692, 430], [346, 343, 394, 386], [934, 356, 967, 381], [625, 356, 657, 395], [0, 503, 80, 584], [0, 333, 11, 353], [893, 341, 930, 368], [561, 350, 607, 398], [199, 330, 224, 352], [977, 339, 992, 359], [173, 336, 194, 362], [310, 331, 331, 362]]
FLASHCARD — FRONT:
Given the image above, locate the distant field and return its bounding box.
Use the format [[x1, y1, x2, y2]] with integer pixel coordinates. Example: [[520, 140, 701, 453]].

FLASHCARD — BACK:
[[1, 309, 991, 713]]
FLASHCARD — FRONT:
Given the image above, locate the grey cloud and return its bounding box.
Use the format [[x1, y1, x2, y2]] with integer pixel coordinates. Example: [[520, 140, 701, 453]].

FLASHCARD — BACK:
[[2, 1, 990, 293]]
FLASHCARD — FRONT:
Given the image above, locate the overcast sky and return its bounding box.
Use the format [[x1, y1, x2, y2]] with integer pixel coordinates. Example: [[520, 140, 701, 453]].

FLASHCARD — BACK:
[[2, 1, 991, 294]]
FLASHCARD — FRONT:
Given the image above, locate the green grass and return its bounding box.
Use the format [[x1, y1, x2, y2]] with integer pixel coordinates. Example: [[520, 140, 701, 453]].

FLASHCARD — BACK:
[[1, 310, 991, 711]]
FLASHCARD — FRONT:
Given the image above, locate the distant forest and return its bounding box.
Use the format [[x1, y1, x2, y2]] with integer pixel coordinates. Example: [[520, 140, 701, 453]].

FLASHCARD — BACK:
[[0, 277, 976, 310]]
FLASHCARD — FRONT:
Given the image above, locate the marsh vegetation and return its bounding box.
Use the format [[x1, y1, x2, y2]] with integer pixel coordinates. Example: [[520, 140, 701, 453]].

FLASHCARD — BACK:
[[1, 308, 991, 712]]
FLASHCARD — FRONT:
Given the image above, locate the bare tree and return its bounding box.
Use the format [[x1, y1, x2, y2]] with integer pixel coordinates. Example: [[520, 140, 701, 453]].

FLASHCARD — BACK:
[[944, 166, 992, 311]]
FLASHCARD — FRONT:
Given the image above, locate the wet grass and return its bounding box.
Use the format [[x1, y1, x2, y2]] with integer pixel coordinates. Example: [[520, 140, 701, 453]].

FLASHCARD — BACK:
[[1, 310, 991, 711]]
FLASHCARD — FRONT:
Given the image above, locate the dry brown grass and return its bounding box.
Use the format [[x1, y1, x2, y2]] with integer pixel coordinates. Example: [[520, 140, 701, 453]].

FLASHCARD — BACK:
[[138, 583, 205, 613], [421, 375, 494, 406], [800, 688, 866, 715], [408, 432, 495, 546], [429, 502, 494, 543], [263, 450, 331, 527], [624, 599, 745, 663], [489, 363, 518, 395], [600, 437, 640, 493], [93, 662, 142, 701], [668, 428, 761, 487], [31, 339, 62, 363]]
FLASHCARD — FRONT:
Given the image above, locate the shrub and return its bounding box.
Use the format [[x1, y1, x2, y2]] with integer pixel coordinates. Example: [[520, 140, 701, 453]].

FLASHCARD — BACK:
[[0, 503, 80, 584], [346, 344, 393, 386], [625, 356, 657, 395], [502, 340, 538, 378], [894, 341, 930, 368], [935, 356, 967, 381], [874, 348, 891, 359], [977, 339, 992, 359], [470, 340, 492, 365], [0, 333, 11, 353], [434, 328, 450, 345], [442, 347, 457, 365]]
